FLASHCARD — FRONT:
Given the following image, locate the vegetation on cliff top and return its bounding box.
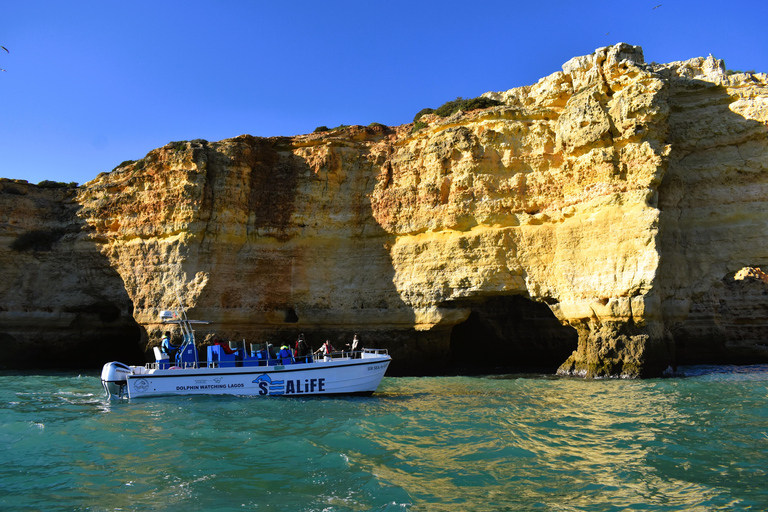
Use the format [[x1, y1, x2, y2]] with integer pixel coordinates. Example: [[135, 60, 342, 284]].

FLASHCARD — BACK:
[[37, 180, 79, 189], [313, 123, 388, 134], [311, 96, 504, 136], [313, 124, 350, 133], [411, 96, 503, 133]]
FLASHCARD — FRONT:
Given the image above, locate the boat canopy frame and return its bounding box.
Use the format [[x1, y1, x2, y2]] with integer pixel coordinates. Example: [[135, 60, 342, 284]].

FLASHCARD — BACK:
[[160, 300, 210, 368]]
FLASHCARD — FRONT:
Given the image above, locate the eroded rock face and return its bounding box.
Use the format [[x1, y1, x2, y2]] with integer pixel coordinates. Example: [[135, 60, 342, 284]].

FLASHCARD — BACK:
[[375, 43, 673, 376], [656, 55, 768, 367], [0, 180, 143, 368], [1, 43, 766, 376]]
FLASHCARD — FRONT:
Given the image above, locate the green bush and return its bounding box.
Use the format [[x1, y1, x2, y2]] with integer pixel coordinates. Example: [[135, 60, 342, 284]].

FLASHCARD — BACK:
[[368, 122, 387, 129], [413, 108, 435, 123], [36, 180, 78, 189], [112, 160, 136, 172], [434, 96, 502, 117], [413, 96, 502, 125], [411, 121, 427, 134], [313, 126, 329, 133], [37, 180, 67, 189], [167, 141, 187, 151]]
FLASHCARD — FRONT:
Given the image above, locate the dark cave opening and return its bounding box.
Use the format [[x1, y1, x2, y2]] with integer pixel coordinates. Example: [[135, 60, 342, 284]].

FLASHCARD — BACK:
[[284, 308, 299, 323], [448, 295, 578, 374]]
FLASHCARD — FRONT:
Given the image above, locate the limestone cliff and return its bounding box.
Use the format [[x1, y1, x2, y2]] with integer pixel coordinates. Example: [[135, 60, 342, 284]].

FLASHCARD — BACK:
[[0, 180, 142, 368], [655, 57, 768, 365], [1, 43, 766, 376]]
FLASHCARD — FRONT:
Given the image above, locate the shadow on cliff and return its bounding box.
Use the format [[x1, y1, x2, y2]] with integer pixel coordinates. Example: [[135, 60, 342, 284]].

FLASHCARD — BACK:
[[148, 133, 577, 377], [236, 129, 579, 376], [173, 135, 448, 376], [657, 77, 768, 366], [0, 181, 145, 370], [446, 295, 578, 375]]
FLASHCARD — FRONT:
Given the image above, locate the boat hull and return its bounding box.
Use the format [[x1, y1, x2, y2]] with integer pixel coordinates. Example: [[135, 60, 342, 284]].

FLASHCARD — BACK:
[[104, 354, 391, 399]]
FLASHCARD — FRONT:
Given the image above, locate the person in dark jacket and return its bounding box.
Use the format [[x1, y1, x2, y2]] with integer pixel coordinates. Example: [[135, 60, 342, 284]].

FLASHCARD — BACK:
[[295, 334, 312, 363]]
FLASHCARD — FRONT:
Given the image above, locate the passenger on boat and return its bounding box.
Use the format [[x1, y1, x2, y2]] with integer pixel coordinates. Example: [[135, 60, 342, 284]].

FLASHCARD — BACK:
[[161, 331, 180, 363], [321, 339, 335, 357], [213, 339, 238, 355], [345, 334, 363, 358], [295, 334, 312, 363], [278, 345, 293, 365]]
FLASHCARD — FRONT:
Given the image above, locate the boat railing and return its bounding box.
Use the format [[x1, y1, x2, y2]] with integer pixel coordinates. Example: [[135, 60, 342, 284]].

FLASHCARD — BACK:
[[299, 348, 389, 361], [147, 348, 389, 370], [146, 361, 202, 370], [362, 348, 389, 356]]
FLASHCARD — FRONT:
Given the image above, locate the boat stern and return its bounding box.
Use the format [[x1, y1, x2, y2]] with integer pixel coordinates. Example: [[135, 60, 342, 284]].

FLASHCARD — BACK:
[[101, 362, 132, 399]]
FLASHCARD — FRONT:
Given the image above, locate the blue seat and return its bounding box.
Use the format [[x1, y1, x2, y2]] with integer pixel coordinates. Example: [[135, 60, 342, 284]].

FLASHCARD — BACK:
[[153, 346, 170, 369], [242, 349, 260, 367], [256, 350, 268, 366], [278, 348, 293, 365], [207, 345, 236, 368], [177, 344, 198, 367], [248, 348, 268, 366]]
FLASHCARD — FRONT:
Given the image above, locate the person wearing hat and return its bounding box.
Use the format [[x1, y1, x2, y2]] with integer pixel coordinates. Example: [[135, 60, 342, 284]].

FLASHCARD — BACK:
[[278, 344, 294, 365], [160, 331, 179, 364]]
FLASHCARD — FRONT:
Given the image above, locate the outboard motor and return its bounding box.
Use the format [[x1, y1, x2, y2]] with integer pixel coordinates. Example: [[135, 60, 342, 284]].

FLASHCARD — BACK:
[[101, 362, 132, 399]]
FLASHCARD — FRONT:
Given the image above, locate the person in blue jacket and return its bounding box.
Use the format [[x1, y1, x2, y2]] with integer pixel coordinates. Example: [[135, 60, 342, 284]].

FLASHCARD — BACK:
[[161, 331, 179, 364], [278, 344, 293, 365]]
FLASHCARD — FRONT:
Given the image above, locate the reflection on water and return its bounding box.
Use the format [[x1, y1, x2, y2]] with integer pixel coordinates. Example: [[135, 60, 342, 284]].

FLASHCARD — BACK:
[[1, 369, 767, 511], [362, 379, 688, 510]]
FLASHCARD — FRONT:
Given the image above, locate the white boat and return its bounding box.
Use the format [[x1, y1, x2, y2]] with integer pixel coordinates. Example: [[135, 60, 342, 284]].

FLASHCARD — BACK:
[[100, 307, 391, 399]]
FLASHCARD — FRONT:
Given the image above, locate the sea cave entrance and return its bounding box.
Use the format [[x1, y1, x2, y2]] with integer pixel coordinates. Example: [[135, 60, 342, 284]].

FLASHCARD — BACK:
[[447, 295, 578, 374]]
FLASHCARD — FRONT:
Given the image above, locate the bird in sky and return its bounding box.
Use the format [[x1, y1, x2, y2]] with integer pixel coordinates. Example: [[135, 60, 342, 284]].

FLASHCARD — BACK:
[[1, 46, 8, 53], [652, 4, 662, 9]]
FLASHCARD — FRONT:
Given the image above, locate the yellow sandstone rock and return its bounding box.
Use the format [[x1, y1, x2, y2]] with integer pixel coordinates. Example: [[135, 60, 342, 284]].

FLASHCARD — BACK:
[[1, 43, 766, 376]]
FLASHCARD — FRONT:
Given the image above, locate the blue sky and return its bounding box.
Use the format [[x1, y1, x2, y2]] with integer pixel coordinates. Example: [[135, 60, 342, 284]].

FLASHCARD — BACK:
[[2, 0, 766, 186]]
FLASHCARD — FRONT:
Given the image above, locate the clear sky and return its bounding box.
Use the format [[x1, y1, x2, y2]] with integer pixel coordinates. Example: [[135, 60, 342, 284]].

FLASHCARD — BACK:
[[2, 0, 766, 186]]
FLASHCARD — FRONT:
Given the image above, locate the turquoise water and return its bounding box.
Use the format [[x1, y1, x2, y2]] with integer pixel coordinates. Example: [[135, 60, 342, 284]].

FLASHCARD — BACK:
[[1, 366, 767, 511]]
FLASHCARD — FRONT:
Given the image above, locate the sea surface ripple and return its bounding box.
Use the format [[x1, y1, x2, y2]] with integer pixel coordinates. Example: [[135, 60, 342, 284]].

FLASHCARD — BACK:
[[1, 365, 767, 511]]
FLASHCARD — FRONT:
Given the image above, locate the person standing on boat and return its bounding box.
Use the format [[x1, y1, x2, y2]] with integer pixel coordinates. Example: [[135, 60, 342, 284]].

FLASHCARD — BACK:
[[161, 331, 179, 364], [345, 334, 362, 358], [295, 334, 312, 363], [321, 339, 335, 358]]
